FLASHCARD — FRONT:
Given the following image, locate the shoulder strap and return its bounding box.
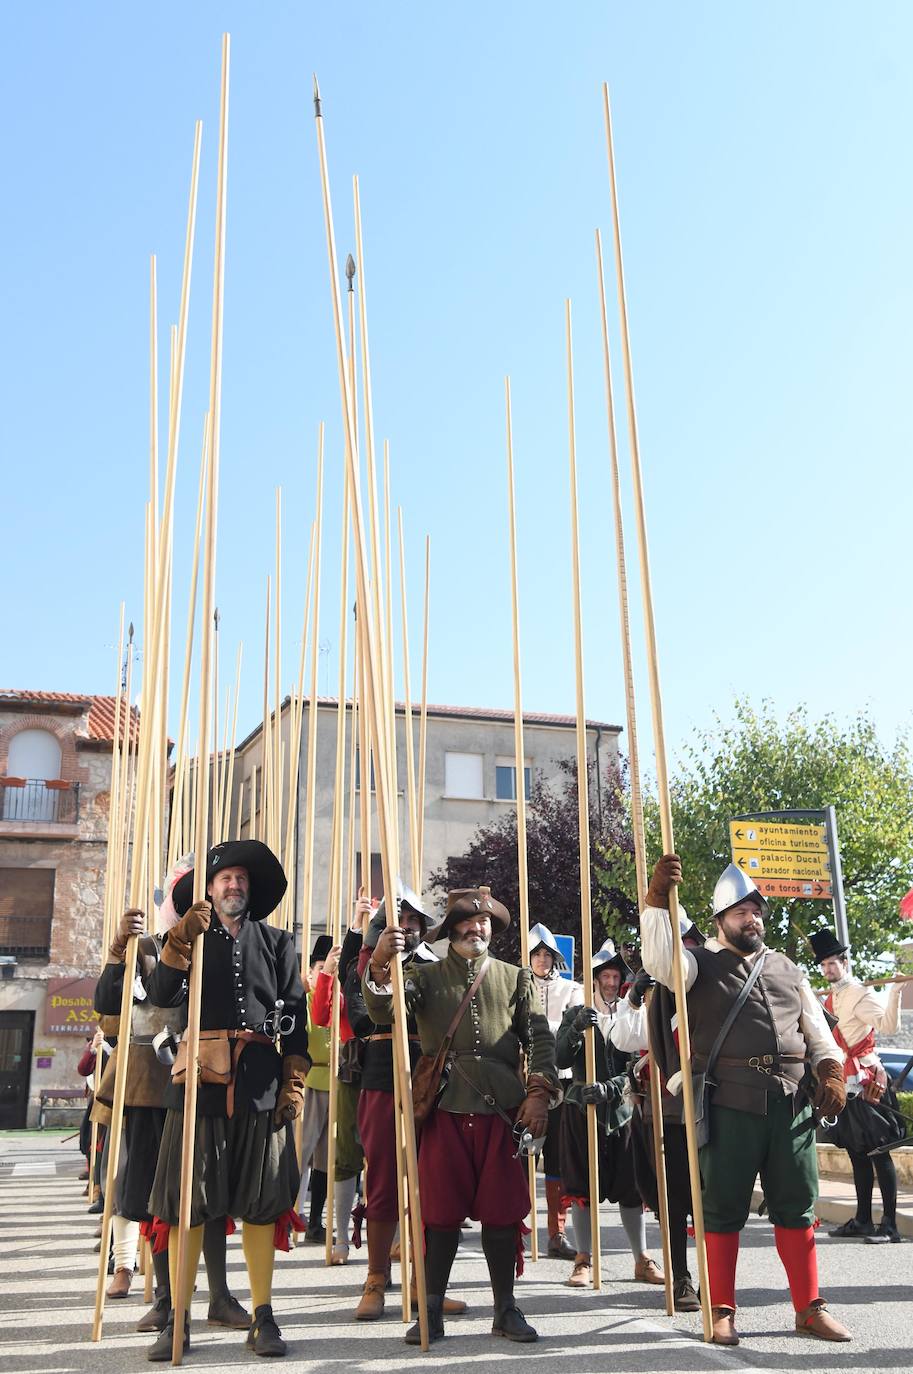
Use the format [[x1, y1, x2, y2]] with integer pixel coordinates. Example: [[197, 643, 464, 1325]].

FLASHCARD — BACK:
[[705, 950, 767, 1078], [430, 958, 491, 1068]]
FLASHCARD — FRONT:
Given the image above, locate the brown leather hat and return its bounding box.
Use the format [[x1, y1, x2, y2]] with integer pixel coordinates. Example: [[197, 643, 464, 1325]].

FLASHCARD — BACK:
[[440, 885, 511, 938]]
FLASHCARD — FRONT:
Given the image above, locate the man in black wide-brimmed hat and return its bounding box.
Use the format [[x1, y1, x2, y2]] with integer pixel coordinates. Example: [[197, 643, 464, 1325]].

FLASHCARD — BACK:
[[144, 839, 310, 1361]]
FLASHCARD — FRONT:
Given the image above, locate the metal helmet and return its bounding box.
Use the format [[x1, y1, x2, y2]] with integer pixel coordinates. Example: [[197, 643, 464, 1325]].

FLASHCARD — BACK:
[[363, 878, 437, 950], [712, 863, 768, 919], [527, 922, 568, 973], [592, 938, 632, 979]]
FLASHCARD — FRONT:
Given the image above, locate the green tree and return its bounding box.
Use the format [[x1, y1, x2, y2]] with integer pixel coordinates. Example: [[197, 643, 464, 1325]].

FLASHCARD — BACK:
[[599, 700, 913, 978]]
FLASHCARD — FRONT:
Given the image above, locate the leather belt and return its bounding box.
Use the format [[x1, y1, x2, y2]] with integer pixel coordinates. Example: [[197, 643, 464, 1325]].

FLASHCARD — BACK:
[[368, 1033, 421, 1043], [716, 1053, 805, 1076]]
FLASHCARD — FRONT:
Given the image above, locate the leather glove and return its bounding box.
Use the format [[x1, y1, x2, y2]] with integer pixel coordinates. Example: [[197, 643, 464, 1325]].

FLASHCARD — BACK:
[[161, 901, 212, 971], [813, 1059, 847, 1118], [573, 1005, 599, 1033], [108, 908, 145, 963], [862, 1065, 888, 1103], [645, 854, 682, 909], [515, 1076, 553, 1138], [274, 1054, 311, 1126], [580, 1081, 607, 1105], [628, 968, 655, 1009]]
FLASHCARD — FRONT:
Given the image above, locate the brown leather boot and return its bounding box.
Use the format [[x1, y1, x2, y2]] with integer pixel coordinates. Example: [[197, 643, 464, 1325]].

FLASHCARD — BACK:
[[634, 1254, 665, 1285], [795, 1300, 851, 1341], [106, 1267, 132, 1299], [410, 1274, 466, 1315], [711, 1306, 739, 1345], [355, 1272, 387, 1321]]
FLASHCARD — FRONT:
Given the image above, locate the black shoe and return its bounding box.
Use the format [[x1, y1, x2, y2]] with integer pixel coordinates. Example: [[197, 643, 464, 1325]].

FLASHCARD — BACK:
[[492, 1302, 538, 1343], [865, 1218, 904, 1244], [247, 1304, 287, 1357], [547, 1233, 577, 1261], [208, 1292, 251, 1327], [673, 1276, 700, 1312], [828, 1217, 876, 1239], [87, 1199, 105, 1215], [137, 1289, 171, 1333], [148, 1313, 189, 1362], [405, 1295, 445, 1345], [304, 1224, 325, 1244]]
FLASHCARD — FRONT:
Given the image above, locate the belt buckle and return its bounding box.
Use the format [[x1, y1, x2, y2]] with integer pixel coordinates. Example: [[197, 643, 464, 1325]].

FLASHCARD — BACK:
[[749, 1055, 772, 1075]]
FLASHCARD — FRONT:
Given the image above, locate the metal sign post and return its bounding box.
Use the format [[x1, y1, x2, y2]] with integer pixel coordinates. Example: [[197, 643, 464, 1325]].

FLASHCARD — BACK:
[[824, 805, 851, 972]]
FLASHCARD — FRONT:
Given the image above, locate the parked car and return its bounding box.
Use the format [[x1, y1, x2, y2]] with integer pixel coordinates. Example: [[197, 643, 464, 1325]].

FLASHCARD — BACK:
[[881, 1050, 913, 1091]]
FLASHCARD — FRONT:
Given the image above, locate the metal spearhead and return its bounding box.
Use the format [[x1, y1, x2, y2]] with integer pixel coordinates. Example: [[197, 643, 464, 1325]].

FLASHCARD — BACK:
[[313, 74, 322, 117], [346, 254, 356, 291]]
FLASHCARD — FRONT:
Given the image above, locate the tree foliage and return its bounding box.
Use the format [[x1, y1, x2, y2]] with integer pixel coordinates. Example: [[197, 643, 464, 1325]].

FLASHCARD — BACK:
[[427, 758, 636, 973], [598, 700, 913, 978]]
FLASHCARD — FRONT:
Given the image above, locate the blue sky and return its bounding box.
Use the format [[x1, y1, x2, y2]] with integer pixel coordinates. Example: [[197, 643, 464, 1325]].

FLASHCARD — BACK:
[[2, 3, 910, 770]]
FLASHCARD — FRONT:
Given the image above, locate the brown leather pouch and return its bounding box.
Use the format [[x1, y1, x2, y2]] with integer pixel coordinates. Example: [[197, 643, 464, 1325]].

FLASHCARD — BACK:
[[172, 1031, 232, 1085]]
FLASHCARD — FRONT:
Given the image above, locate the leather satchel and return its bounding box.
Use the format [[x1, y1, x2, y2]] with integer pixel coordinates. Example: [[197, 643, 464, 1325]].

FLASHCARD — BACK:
[[411, 959, 491, 1127], [693, 951, 767, 1147], [172, 1030, 232, 1086]]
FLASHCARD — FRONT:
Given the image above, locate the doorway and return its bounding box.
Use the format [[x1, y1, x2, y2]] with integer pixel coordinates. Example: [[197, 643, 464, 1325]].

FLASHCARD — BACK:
[[0, 1011, 34, 1128]]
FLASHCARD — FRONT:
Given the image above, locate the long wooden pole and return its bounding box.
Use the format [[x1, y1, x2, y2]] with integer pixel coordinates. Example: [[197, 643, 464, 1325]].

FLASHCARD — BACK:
[[260, 576, 273, 861], [602, 82, 712, 1341], [397, 509, 420, 891], [273, 489, 284, 862], [173, 37, 229, 1363], [281, 523, 316, 933], [595, 229, 674, 1314], [325, 461, 351, 1264], [300, 434, 324, 970], [504, 377, 539, 1263], [565, 302, 602, 1289], [416, 537, 430, 881], [314, 80, 428, 1348]]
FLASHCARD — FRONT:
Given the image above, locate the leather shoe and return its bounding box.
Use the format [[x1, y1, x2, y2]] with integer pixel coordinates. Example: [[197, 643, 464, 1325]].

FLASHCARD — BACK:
[[547, 1232, 577, 1260], [147, 1313, 189, 1362], [795, 1299, 851, 1341], [208, 1293, 251, 1328], [565, 1257, 591, 1287], [864, 1218, 904, 1244], [409, 1275, 466, 1315], [137, 1290, 170, 1333], [355, 1273, 387, 1321], [87, 1198, 104, 1215], [711, 1306, 739, 1345], [492, 1302, 537, 1342], [107, 1267, 132, 1299], [247, 1304, 287, 1356], [673, 1276, 700, 1312], [405, 1295, 445, 1345], [634, 1254, 665, 1284], [828, 1217, 876, 1238]]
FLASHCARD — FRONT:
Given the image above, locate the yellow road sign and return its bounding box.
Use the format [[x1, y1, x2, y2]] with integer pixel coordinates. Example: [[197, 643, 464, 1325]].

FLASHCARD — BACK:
[[732, 849, 831, 882], [729, 821, 827, 856]]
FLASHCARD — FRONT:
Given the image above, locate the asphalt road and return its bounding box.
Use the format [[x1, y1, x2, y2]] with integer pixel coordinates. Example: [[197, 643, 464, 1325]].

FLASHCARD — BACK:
[[0, 1131, 908, 1374]]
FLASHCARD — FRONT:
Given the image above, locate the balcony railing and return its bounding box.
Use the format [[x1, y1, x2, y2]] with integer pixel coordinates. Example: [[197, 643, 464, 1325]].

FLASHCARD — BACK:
[[0, 778, 80, 824], [0, 914, 52, 957]]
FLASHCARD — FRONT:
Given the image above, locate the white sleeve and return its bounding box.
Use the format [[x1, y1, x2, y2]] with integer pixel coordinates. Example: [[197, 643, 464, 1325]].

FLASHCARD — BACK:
[[610, 997, 646, 1052], [799, 980, 843, 1067], [852, 984, 902, 1037], [640, 906, 698, 992]]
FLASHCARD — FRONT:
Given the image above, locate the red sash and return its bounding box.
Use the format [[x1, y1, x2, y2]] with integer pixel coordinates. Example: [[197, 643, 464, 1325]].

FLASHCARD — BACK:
[[825, 991, 876, 1083]]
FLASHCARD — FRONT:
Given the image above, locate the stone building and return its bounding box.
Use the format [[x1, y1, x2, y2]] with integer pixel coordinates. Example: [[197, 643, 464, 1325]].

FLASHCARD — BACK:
[[0, 691, 136, 1128], [227, 697, 621, 947]]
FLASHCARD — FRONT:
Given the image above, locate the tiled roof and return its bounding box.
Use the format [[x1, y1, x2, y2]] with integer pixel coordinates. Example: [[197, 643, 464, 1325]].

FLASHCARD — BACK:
[[0, 691, 141, 744]]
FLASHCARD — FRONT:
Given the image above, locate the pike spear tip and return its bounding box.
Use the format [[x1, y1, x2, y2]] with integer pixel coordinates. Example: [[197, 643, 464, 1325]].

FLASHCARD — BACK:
[[346, 254, 356, 288], [313, 74, 322, 116]]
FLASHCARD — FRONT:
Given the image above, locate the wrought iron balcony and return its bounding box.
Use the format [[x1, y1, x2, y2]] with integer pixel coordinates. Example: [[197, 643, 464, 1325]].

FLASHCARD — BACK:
[[0, 778, 80, 824]]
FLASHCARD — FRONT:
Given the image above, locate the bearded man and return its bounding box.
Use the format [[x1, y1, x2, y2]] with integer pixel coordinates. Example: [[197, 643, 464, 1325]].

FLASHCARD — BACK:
[[363, 886, 558, 1346], [641, 856, 850, 1347]]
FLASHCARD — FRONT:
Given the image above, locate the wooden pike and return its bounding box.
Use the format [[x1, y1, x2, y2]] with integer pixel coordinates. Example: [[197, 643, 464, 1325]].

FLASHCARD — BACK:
[[260, 576, 273, 861], [299, 433, 325, 972], [595, 228, 674, 1315], [313, 76, 429, 1349], [325, 460, 352, 1264], [172, 35, 230, 1363], [416, 536, 430, 879], [397, 508, 420, 891], [504, 377, 539, 1263], [565, 302, 602, 1289], [602, 81, 712, 1341], [280, 523, 317, 932], [273, 489, 284, 861]]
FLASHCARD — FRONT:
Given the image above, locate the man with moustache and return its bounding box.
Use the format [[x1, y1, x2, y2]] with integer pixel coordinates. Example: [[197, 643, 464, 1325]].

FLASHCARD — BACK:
[[145, 840, 309, 1361], [363, 886, 558, 1346], [641, 857, 850, 1347]]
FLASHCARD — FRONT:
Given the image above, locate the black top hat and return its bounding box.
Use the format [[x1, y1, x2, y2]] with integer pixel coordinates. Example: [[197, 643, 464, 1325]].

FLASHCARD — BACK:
[[809, 928, 849, 963], [310, 934, 333, 965], [172, 839, 287, 923]]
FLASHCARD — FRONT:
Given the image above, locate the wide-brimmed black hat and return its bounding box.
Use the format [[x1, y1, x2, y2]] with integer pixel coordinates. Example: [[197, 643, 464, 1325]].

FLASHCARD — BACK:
[[440, 886, 511, 939], [172, 839, 287, 922], [809, 928, 849, 962], [310, 934, 333, 965]]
